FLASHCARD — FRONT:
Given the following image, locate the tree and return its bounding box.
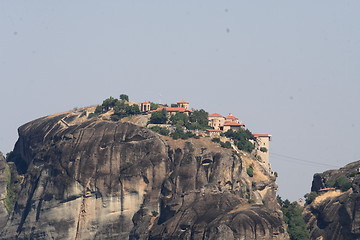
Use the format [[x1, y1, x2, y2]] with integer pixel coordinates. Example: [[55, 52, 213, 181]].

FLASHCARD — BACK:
[[125, 104, 140, 115], [278, 199, 310, 240], [150, 103, 160, 110], [102, 97, 117, 111], [120, 94, 129, 101], [304, 192, 318, 205], [150, 109, 168, 124], [225, 129, 255, 153], [170, 112, 189, 126], [189, 109, 209, 129]]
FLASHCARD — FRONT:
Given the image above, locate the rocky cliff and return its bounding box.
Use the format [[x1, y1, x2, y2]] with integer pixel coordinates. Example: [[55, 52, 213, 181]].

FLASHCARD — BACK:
[[304, 161, 360, 240], [0, 109, 289, 240], [0, 152, 8, 228]]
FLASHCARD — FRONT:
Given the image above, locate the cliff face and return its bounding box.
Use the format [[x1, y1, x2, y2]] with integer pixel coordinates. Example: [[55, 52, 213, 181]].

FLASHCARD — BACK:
[[304, 161, 360, 240], [0, 109, 289, 240], [0, 152, 8, 228]]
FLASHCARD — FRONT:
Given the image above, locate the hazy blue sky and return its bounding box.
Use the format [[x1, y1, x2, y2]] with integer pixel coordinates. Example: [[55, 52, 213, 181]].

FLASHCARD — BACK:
[[1, 1, 359, 201]]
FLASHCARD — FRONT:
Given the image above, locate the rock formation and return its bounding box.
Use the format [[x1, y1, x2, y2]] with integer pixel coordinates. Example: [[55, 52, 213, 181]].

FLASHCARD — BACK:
[[0, 152, 9, 228], [0, 109, 289, 239], [304, 161, 360, 240]]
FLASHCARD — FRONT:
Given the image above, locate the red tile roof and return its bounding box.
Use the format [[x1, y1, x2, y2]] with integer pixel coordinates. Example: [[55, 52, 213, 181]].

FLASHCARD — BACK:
[[177, 100, 189, 104], [253, 134, 271, 138], [319, 187, 336, 192], [208, 113, 223, 117], [225, 115, 238, 120], [224, 122, 244, 126]]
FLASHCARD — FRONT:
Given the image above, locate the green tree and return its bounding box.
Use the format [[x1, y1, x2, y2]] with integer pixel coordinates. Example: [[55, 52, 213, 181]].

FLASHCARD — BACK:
[[150, 103, 160, 110], [334, 176, 352, 191], [94, 105, 103, 114], [170, 112, 189, 126], [189, 109, 209, 129], [120, 94, 129, 101], [304, 192, 318, 205], [278, 199, 310, 240], [225, 129, 255, 153], [125, 104, 140, 115], [102, 96, 117, 111], [150, 109, 168, 124]]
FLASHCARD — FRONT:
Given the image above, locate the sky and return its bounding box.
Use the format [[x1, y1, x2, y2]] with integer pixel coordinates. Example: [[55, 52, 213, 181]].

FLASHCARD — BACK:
[[1, 1, 359, 201]]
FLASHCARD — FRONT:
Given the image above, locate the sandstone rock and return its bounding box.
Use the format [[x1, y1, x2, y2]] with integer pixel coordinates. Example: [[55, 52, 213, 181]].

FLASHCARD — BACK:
[[304, 160, 360, 240], [0, 110, 289, 239]]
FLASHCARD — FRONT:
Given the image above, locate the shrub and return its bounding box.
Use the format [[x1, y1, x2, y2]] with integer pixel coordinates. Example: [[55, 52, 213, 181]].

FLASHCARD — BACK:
[[211, 138, 220, 143], [151, 211, 159, 217], [326, 176, 352, 191], [220, 141, 232, 149], [94, 105, 103, 114], [150, 126, 170, 136], [110, 114, 121, 121], [335, 176, 351, 191], [247, 164, 254, 177], [304, 192, 318, 205], [260, 147, 268, 152]]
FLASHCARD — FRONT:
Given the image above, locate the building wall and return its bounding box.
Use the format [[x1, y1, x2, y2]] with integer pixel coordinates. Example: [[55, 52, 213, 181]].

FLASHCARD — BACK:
[[256, 136, 271, 164], [209, 117, 225, 130]]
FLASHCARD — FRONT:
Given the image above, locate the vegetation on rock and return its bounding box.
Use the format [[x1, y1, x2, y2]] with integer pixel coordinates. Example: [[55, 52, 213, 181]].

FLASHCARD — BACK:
[[278, 196, 310, 240], [149, 109, 168, 124], [89, 94, 141, 120], [247, 164, 254, 177], [149, 126, 170, 136], [224, 129, 255, 153], [326, 175, 352, 191]]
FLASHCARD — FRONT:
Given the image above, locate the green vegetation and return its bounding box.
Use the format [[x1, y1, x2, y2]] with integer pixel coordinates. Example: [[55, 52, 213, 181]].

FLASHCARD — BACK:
[[211, 137, 220, 143], [170, 113, 189, 126], [247, 164, 254, 177], [151, 211, 159, 217], [4, 163, 20, 213], [187, 109, 209, 130], [149, 126, 170, 136], [326, 175, 352, 191], [4, 164, 14, 213], [304, 191, 319, 205], [167, 110, 209, 130], [224, 129, 255, 153], [260, 147, 268, 152], [150, 109, 168, 124], [119, 94, 129, 102], [150, 103, 160, 110], [220, 141, 232, 149], [278, 196, 310, 240], [89, 94, 141, 121], [171, 126, 195, 140]]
